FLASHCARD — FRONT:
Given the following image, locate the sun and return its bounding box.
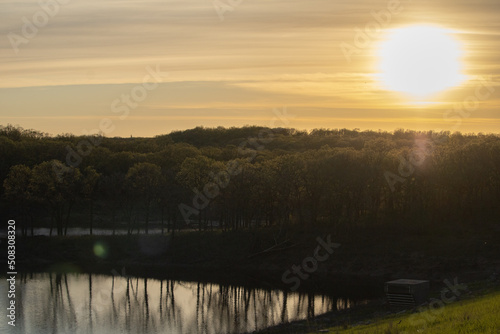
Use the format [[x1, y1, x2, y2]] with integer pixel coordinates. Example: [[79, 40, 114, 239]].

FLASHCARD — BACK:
[[377, 25, 465, 99]]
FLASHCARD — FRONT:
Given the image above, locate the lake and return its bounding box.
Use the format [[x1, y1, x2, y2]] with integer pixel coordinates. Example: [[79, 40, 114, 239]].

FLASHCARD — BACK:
[[0, 272, 372, 334]]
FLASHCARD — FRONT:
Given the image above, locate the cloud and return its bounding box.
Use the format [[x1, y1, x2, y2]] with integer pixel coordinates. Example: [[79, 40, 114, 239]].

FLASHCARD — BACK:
[[1, 0, 499, 135]]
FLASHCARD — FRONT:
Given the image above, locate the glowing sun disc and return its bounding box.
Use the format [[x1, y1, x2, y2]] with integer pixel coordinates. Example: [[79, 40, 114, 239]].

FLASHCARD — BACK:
[[377, 26, 465, 98]]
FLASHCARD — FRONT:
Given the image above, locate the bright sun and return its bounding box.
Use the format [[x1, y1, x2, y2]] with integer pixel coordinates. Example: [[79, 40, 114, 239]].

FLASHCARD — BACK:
[[377, 25, 465, 99]]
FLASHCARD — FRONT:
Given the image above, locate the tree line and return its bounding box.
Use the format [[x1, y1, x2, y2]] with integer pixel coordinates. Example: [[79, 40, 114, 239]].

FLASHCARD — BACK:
[[1, 124, 499, 236]]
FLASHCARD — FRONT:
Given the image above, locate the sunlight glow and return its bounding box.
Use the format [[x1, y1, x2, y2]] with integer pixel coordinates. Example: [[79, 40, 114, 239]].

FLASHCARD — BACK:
[[377, 26, 465, 99]]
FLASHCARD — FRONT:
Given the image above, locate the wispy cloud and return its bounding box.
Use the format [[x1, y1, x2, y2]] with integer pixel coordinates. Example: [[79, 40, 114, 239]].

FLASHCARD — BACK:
[[1, 0, 499, 135]]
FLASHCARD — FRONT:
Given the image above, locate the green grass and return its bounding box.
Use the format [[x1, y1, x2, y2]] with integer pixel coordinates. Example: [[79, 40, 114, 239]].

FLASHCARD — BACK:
[[310, 290, 500, 334]]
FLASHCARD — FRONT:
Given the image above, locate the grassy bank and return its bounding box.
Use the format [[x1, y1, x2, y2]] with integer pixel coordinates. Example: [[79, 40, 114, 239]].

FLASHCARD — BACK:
[[309, 288, 500, 334]]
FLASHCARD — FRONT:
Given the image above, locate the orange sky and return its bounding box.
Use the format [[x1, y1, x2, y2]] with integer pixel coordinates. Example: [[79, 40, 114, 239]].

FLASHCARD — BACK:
[[1, 0, 499, 137]]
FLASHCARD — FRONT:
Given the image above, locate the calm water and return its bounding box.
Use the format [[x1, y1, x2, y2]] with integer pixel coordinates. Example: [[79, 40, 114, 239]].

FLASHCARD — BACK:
[[0, 272, 369, 334]]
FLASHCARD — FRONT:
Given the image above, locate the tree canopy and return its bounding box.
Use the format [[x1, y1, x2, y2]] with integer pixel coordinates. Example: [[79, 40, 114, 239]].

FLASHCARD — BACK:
[[1, 124, 499, 235]]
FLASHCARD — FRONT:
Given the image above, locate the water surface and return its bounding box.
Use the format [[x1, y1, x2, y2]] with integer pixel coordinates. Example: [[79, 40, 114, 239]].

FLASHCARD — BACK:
[[0, 272, 368, 334]]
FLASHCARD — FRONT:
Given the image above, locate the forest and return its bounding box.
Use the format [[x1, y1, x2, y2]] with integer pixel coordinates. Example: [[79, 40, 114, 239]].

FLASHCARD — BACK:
[[1, 124, 499, 237]]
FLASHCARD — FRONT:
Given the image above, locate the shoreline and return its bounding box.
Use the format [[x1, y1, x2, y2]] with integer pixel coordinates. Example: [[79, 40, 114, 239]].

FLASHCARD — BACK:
[[2, 229, 499, 334], [3, 228, 499, 289]]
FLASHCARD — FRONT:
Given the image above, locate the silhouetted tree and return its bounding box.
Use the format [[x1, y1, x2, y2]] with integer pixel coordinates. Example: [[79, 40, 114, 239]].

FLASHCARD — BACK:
[[126, 162, 163, 234]]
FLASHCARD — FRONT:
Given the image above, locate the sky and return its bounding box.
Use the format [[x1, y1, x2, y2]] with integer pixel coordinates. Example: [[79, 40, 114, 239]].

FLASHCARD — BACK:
[[1, 0, 499, 137]]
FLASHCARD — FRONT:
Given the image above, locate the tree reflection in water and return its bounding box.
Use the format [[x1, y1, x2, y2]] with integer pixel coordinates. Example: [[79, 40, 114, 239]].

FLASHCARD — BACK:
[[7, 273, 367, 334]]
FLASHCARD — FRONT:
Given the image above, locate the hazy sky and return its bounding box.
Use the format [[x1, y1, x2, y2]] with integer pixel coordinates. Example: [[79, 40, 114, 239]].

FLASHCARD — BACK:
[[1, 0, 499, 137]]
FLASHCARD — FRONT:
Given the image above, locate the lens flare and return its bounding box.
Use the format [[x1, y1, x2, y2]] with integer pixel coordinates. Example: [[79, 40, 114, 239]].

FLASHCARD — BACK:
[[93, 242, 109, 259]]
